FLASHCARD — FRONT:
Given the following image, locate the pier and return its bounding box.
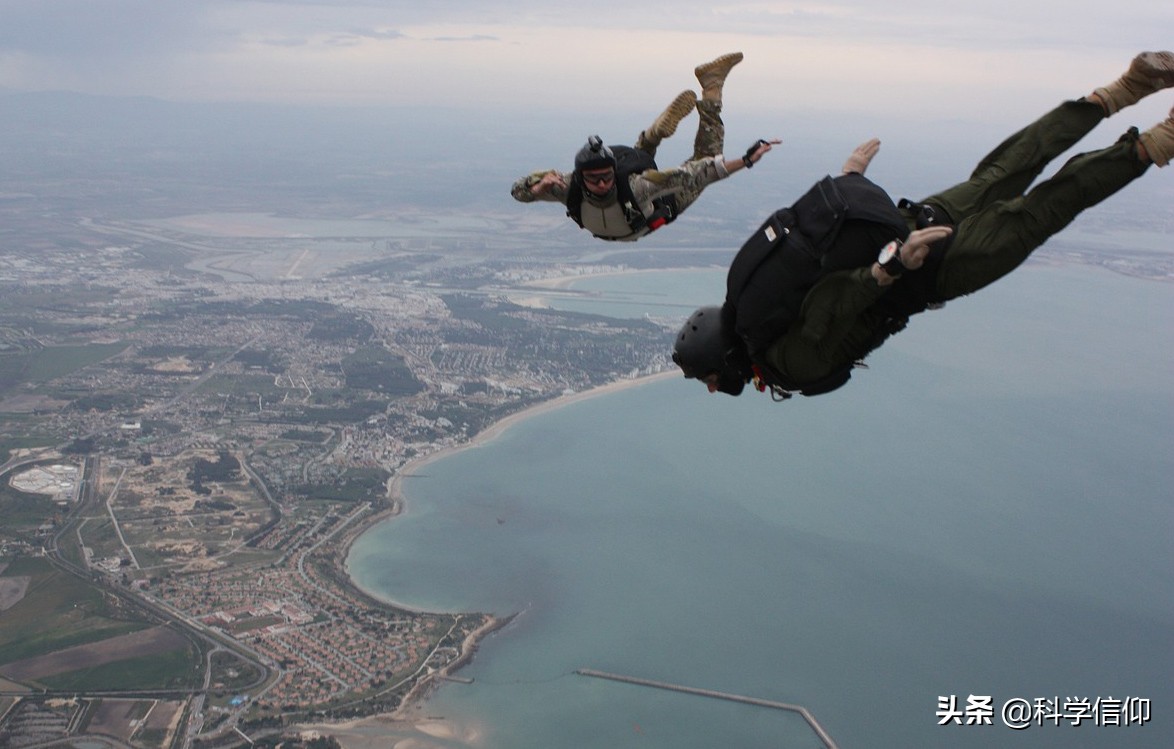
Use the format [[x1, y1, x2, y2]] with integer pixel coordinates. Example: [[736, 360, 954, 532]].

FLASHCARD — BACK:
[[576, 668, 840, 749]]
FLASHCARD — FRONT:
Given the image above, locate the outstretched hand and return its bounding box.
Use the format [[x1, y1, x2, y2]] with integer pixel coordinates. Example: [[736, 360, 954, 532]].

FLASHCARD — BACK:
[[842, 138, 880, 175], [745, 138, 782, 167], [531, 171, 567, 196], [899, 225, 954, 270]]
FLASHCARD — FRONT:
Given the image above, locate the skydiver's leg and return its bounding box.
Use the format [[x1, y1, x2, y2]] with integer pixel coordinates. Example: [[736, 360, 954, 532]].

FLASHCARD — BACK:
[[635, 90, 697, 157], [932, 128, 1151, 300], [637, 53, 742, 218], [1139, 102, 1174, 166], [660, 100, 725, 218], [691, 52, 742, 160], [922, 52, 1174, 224], [917, 99, 1106, 226], [691, 98, 725, 161], [1090, 51, 1174, 115]]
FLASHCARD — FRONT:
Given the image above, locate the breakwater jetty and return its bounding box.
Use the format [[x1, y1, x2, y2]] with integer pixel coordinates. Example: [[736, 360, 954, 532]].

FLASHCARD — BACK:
[[575, 668, 840, 749]]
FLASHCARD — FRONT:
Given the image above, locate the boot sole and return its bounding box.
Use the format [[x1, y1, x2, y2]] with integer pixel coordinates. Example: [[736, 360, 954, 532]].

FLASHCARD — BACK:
[[695, 52, 744, 83], [1136, 51, 1174, 86], [652, 91, 697, 139]]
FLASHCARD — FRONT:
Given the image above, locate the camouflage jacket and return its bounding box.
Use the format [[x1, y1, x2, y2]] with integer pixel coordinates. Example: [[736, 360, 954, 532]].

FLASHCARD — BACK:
[[510, 155, 731, 238]]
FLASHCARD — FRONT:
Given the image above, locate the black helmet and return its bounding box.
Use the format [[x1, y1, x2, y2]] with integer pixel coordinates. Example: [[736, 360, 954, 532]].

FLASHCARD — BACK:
[[574, 135, 615, 174], [672, 305, 751, 396], [672, 306, 726, 378]]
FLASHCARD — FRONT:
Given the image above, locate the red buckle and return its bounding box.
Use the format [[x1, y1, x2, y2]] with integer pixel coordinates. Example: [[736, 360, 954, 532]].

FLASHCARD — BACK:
[[751, 364, 767, 393]]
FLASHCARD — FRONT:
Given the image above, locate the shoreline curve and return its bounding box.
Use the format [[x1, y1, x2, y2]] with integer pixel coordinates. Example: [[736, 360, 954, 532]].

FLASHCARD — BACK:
[[309, 370, 678, 747]]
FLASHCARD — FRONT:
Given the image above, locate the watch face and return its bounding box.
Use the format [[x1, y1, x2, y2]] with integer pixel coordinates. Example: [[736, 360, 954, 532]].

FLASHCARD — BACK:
[[879, 240, 900, 263]]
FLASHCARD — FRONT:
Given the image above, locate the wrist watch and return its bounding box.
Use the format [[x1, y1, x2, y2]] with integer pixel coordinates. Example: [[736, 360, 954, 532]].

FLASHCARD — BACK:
[[877, 239, 905, 277], [742, 139, 768, 169]]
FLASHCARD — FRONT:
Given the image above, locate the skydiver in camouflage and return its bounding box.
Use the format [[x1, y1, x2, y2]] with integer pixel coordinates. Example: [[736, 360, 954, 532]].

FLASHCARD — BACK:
[[511, 52, 778, 242]]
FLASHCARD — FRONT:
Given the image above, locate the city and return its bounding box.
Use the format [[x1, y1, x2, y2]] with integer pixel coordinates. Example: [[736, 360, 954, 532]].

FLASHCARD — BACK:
[[0, 199, 676, 749]]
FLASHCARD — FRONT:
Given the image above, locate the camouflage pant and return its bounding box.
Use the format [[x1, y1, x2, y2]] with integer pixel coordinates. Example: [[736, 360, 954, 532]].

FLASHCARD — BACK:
[[632, 97, 726, 215], [691, 99, 725, 161], [670, 99, 726, 213], [634, 98, 725, 162]]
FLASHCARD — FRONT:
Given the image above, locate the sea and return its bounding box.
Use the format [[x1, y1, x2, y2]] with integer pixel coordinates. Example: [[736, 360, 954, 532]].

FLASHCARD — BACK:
[[346, 257, 1173, 749]]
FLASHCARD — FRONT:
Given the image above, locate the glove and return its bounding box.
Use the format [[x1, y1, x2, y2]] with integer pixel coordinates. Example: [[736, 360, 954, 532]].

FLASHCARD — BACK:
[[742, 139, 770, 169]]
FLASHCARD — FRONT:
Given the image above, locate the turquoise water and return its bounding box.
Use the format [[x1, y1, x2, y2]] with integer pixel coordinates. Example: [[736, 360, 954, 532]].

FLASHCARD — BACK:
[[348, 262, 1173, 748]]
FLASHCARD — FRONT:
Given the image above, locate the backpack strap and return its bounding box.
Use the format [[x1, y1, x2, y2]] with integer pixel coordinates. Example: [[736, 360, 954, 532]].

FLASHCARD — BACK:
[[751, 362, 856, 401], [565, 180, 586, 228], [566, 145, 676, 237]]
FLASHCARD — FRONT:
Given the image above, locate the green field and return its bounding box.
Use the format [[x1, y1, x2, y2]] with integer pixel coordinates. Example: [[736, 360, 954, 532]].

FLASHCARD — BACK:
[[0, 434, 58, 465], [0, 556, 205, 691], [0, 342, 127, 394], [0, 484, 58, 532], [76, 516, 127, 561], [295, 467, 390, 503], [197, 372, 285, 397], [209, 648, 267, 694], [38, 644, 200, 691], [0, 556, 147, 663]]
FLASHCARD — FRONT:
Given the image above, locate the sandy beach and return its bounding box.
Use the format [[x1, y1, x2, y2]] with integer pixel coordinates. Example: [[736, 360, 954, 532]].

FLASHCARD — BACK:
[[523, 266, 718, 291], [388, 369, 677, 506], [305, 369, 677, 749], [297, 713, 485, 749]]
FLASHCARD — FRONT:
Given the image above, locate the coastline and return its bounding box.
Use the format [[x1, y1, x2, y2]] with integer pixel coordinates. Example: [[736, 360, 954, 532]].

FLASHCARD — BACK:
[[387, 369, 678, 508], [507, 266, 720, 308], [309, 369, 677, 748], [523, 266, 719, 291]]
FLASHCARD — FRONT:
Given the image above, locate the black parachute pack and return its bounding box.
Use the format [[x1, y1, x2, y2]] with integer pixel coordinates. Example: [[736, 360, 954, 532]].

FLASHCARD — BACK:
[[565, 145, 678, 238], [724, 173, 909, 398]]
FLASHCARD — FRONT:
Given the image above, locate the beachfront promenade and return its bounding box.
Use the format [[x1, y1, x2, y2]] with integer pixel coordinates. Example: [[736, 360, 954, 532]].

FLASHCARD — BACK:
[[575, 668, 841, 749]]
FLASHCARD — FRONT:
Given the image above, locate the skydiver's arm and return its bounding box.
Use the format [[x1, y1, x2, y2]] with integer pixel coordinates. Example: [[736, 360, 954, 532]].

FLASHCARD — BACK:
[[841, 138, 880, 175], [722, 138, 781, 175], [761, 269, 889, 384], [510, 170, 571, 204], [766, 227, 955, 383], [871, 226, 955, 286], [799, 268, 890, 346], [633, 138, 782, 202]]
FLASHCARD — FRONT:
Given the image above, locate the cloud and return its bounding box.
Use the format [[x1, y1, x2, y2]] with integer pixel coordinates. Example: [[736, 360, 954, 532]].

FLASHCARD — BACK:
[[261, 37, 314, 48], [362, 29, 408, 41], [429, 35, 499, 43], [0, 1, 220, 59], [0, 0, 1170, 121]]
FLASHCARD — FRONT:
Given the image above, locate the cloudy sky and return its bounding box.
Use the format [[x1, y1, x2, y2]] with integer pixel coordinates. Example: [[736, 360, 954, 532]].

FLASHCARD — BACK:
[[2, 0, 1172, 126]]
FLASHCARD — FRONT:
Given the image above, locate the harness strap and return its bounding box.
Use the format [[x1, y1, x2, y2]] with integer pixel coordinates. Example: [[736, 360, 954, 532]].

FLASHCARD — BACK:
[[751, 364, 794, 402]]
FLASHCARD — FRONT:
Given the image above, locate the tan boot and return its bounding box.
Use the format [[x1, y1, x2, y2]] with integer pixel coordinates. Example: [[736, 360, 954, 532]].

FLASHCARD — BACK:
[[695, 52, 743, 102], [1139, 104, 1174, 167], [1093, 51, 1174, 115], [644, 89, 697, 146]]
